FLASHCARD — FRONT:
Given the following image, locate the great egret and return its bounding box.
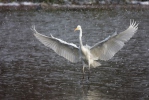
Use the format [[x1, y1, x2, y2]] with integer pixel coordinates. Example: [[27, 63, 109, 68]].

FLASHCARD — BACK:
[[31, 20, 138, 79]]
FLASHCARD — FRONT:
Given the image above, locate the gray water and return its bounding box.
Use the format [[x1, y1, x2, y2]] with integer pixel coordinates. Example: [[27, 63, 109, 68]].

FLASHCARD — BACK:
[[0, 9, 149, 100]]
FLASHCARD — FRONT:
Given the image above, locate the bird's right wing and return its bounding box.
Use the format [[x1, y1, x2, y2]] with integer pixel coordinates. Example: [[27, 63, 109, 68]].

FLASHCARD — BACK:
[[31, 26, 80, 63], [90, 20, 138, 61]]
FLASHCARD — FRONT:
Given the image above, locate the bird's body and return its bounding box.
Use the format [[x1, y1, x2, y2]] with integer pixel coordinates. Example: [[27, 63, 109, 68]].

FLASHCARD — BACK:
[[31, 20, 138, 79]]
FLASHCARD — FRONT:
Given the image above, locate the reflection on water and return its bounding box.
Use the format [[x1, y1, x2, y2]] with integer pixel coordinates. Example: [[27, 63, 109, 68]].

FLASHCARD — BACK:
[[0, 9, 149, 100]]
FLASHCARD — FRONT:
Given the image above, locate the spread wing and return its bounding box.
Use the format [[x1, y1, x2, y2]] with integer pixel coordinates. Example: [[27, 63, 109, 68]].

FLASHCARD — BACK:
[[90, 20, 138, 61], [31, 26, 80, 63]]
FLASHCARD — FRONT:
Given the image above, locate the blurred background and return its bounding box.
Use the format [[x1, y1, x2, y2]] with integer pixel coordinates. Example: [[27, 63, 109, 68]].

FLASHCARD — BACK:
[[0, 0, 149, 4]]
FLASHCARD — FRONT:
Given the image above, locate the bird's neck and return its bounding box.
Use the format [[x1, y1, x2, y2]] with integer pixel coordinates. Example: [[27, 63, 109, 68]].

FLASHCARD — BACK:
[[79, 29, 83, 47]]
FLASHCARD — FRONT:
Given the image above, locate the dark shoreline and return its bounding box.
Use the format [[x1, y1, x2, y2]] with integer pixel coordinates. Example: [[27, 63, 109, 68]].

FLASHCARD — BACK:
[[0, 4, 149, 11]]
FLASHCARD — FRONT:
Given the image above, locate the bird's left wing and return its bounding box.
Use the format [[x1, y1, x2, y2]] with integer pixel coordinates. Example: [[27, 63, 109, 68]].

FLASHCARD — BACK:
[[90, 20, 138, 61], [31, 26, 80, 63]]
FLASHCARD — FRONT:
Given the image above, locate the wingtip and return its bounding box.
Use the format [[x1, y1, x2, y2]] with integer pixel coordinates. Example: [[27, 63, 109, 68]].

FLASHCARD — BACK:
[[31, 25, 38, 34], [50, 34, 53, 38], [130, 19, 134, 26], [31, 25, 35, 31], [130, 19, 138, 28]]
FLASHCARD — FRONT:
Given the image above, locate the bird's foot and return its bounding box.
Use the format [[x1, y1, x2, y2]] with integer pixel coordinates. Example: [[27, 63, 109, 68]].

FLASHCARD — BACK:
[[79, 78, 90, 85]]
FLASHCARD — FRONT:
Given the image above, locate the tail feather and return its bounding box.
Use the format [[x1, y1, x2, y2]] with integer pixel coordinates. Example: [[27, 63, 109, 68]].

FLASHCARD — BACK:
[[92, 61, 101, 68]]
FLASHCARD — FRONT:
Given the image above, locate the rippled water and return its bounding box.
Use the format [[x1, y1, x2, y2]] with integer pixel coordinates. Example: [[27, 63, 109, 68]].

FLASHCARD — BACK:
[[0, 9, 149, 100]]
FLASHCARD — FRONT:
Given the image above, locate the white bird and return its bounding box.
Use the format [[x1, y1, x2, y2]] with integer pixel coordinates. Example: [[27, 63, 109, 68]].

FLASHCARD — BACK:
[[31, 20, 138, 79]]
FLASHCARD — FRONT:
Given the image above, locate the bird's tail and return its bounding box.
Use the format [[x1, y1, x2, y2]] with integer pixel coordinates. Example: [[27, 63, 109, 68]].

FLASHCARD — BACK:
[[91, 61, 101, 68]]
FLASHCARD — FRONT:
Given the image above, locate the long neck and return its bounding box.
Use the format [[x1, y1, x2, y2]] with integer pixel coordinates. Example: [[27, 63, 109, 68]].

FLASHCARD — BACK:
[[79, 28, 83, 47]]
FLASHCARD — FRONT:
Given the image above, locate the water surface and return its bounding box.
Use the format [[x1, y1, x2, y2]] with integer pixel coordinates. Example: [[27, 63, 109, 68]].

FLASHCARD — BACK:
[[0, 9, 149, 100]]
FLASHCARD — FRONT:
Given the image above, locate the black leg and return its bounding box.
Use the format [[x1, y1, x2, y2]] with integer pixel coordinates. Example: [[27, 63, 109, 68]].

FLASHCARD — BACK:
[[88, 67, 91, 80], [82, 66, 85, 79]]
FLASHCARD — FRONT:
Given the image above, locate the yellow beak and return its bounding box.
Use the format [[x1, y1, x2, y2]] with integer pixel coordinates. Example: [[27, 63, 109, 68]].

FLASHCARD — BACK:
[[74, 27, 79, 32]]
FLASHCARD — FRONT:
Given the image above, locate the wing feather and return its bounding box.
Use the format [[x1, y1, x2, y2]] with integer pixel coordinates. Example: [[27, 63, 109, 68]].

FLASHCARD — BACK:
[[31, 26, 80, 63], [90, 20, 138, 61]]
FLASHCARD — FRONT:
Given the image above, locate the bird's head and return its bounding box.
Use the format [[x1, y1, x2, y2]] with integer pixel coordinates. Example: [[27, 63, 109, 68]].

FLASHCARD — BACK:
[[74, 25, 81, 31]]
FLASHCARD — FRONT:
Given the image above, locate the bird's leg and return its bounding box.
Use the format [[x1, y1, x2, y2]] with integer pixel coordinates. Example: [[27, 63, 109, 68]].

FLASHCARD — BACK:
[[88, 59, 91, 80], [82, 66, 85, 79], [88, 67, 91, 80]]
